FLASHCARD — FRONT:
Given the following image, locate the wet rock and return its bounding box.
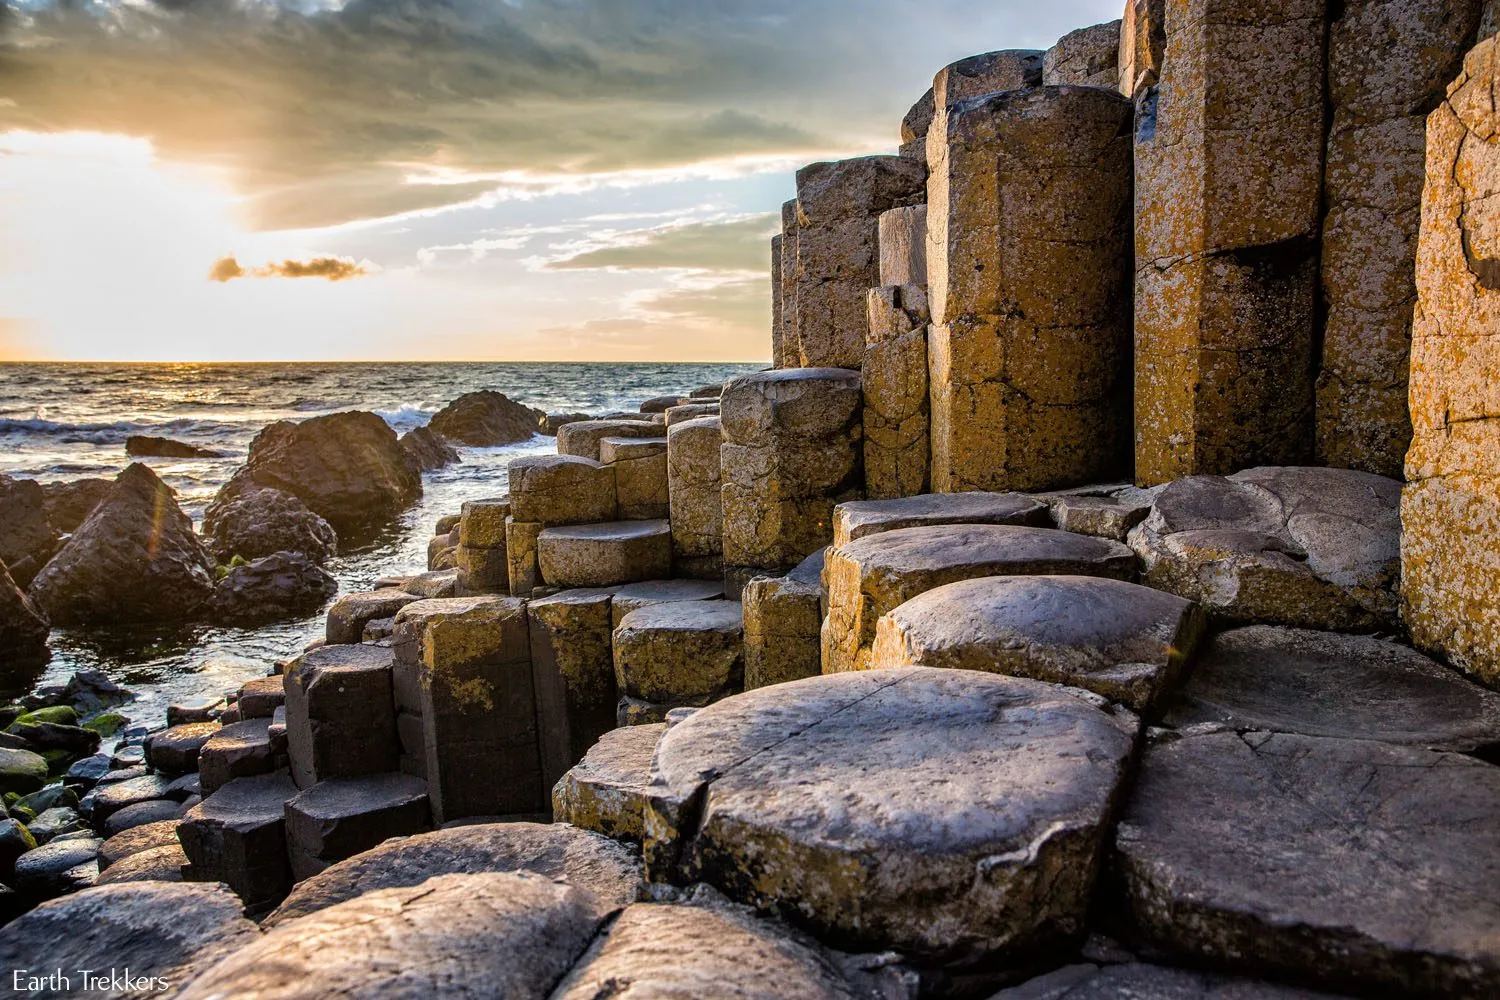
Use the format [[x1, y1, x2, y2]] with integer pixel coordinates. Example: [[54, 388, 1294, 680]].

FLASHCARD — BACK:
[[104, 799, 185, 836], [223, 411, 421, 537], [508, 454, 617, 525], [10, 719, 99, 757], [0, 746, 48, 795], [109, 743, 145, 768], [181, 872, 609, 999], [125, 435, 223, 459], [428, 390, 543, 446], [61, 751, 112, 789], [833, 492, 1050, 548], [0, 474, 59, 588], [235, 675, 284, 719], [0, 882, 258, 992], [872, 575, 1204, 714], [824, 524, 1136, 674], [1128, 467, 1401, 631], [38, 478, 111, 534], [212, 551, 338, 625], [986, 963, 1347, 999], [538, 520, 673, 589], [12, 836, 101, 897], [1164, 626, 1500, 752], [30, 464, 216, 625], [198, 719, 275, 796], [325, 588, 420, 645], [1115, 731, 1500, 996], [557, 419, 666, 463], [399, 425, 461, 470], [646, 668, 1138, 968], [0, 561, 50, 681], [528, 588, 619, 797], [744, 550, 825, 690], [552, 723, 663, 842], [94, 842, 188, 885], [91, 774, 175, 825], [100, 818, 181, 869], [0, 818, 37, 877], [202, 484, 338, 564], [179, 770, 297, 911], [284, 773, 431, 881], [265, 821, 644, 926], [284, 644, 397, 789]]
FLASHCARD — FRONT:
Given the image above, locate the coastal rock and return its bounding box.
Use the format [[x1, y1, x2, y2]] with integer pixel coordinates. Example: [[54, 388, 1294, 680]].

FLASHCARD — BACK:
[[125, 435, 223, 459], [211, 552, 338, 625], [987, 963, 1348, 999], [537, 521, 673, 589], [265, 821, 644, 926], [198, 719, 276, 796], [667, 416, 725, 577], [1115, 732, 1500, 996], [284, 644, 397, 788], [645, 668, 1138, 967], [1118, 0, 1166, 98], [284, 773, 431, 881], [528, 587, 620, 793], [640, 394, 687, 414], [601, 437, 669, 520], [38, 478, 111, 534], [1043, 20, 1122, 88], [0, 561, 50, 679], [178, 770, 297, 911], [1128, 467, 1401, 631], [93, 842, 188, 884], [0, 475, 58, 587], [428, 390, 542, 446], [863, 283, 930, 499], [1163, 626, 1500, 752], [202, 484, 338, 565], [144, 722, 220, 776], [613, 601, 744, 707], [30, 464, 216, 625], [399, 425, 461, 470], [552, 723, 663, 842], [1042, 484, 1158, 542], [508, 454, 617, 525], [0, 882, 258, 992], [744, 550, 825, 689], [103, 799, 186, 836], [237, 675, 284, 718], [226, 411, 421, 537], [541, 412, 595, 435], [12, 836, 101, 896], [99, 818, 181, 869], [325, 588, 419, 645], [832, 492, 1049, 548], [871, 575, 1204, 714], [611, 579, 723, 626], [179, 872, 610, 999], [557, 419, 666, 463]]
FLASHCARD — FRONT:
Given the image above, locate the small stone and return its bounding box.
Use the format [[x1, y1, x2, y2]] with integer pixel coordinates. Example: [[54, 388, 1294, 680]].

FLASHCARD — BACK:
[[0, 746, 49, 795], [552, 723, 664, 842], [62, 753, 112, 789], [91, 773, 175, 824], [104, 798, 185, 836]]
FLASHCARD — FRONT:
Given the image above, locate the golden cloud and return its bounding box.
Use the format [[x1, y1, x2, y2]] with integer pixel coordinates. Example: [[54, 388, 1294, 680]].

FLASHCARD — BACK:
[[209, 255, 368, 282]]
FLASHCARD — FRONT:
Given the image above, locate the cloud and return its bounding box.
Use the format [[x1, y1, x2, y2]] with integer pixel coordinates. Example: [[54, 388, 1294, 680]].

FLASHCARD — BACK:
[[546, 213, 778, 273], [209, 254, 368, 282], [0, 0, 1123, 229]]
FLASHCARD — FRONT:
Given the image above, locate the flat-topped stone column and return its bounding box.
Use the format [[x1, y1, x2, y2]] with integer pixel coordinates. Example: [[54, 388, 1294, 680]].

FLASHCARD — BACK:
[[600, 438, 668, 520], [556, 420, 664, 462], [791, 156, 926, 368], [284, 645, 398, 788], [179, 771, 297, 912], [528, 588, 619, 796], [743, 550, 825, 689], [537, 521, 672, 589], [1118, 0, 1165, 98], [1133, 0, 1327, 485], [454, 497, 510, 594], [929, 84, 1134, 492], [505, 517, 544, 598], [1044, 20, 1122, 88], [508, 455, 616, 526], [864, 282, 931, 500], [775, 200, 800, 369], [1403, 34, 1500, 688], [666, 416, 724, 580], [613, 601, 744, 721], [720, 369, 863, 585]]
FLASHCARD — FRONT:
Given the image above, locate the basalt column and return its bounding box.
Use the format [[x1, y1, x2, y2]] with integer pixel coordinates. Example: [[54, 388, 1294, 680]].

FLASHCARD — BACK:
[[1133, 0, 1327, 485], [929, 84, 1135, 493], [1044, 20, 1122, 89], [720, 369, 863, 591], [864, 204, 932, 499], [1118, 0, 1166, 99], [792, 157, 926, 369], [1403, 34, 1500, 688], [1317, 0, 1482, 476], [775, 200, 800, 368]]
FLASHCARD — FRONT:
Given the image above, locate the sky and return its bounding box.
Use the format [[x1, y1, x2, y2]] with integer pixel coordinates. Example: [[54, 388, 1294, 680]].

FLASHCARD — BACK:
[[0, 0, 1122, 362]]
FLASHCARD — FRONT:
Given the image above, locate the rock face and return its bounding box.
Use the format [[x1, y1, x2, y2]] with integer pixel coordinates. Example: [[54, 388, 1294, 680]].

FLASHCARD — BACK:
[[743, 550, 825, 690], [1317, 0, 1482, 477], [125, 435, 222, 459], [1164, 625, 1500, 752], [1115, 731, 1500, 997], [265, 822, 644, 927], [552, 723, 663, 842], [179, 770, 297, 910], [1043, 20, 1122, 88], [180, 872, 610, 999], [645, 668, 1138, 969], [871, 575, 1204, 714], [427, 390, 542, 446], [0, 561, 49, 676], [1118, 0, 1165, 98], [864, 283, 931, 500], [284, 644, 397, 788], [1128, 467, 1402, 632], [791, 156, 927, 368], [284, 773, 431, 880], [202, 485, 338, 564], [667, 416, 725, 579], [29, 464, 216, 625], [721, 369, 864, 579], [211, 552, 338, 625], [38, 478, 111, 534], [823, 524, 1136, 675], [399, 425, 462, 470], [225, 411, 421, 537], [528, 587, 619, 795], [0, 882, 259, 993], [0, 474, 58, 587], [1133, 0, 1326, 485], [1403, 34, 1500, 688], [928, 84, 1134, 493]]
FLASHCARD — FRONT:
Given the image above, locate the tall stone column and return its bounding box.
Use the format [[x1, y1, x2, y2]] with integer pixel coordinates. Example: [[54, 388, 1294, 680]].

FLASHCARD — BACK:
[[1044, 20, 1122, 89], [1317, 0, 1482, 476], [864, 205, 931, 500], [1133, 0, 1327, 485], [1403, 33, 1500, 688], [1118, 0, 1166, 99], [776, 200, 800, 368], [792, 157, 926, 369], [929, 85, 1135, 493], [770, 233, 785, 368]]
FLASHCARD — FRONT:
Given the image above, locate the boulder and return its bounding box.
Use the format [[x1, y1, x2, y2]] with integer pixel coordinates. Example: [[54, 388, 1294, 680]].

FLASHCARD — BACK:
[[0, 561, 50, 679], [872, 575, 1205, 714], [284, 773, 431, 881], [178, 872, 609, 999], [427, 390, 543, 446], [987, 963, 1347, 999], [94, 842, 189, 884], [537, 520, 672, 589], [202, 484, 338, 564], [0, 475, 58, 587], [508, 454, 617, 525], [38, 478, 110, 533], [613, 601, 744, 707], [528, 588, 619, 796], [12, 836, 101, 896], [326, 588, 420, 645], [645, 668, 1138, 968], [833, 492, 1050, 548], [1127, 467, 1402, 631], [211, 552, 338, 625], [552, 722, 663, 842], [1163, 626, 1500, 752], [223, 411, 421, 537], [1115, 731, 1500, 996], [744, 550, 825, 690], [29, 464, 216, 625], [0, 882, 258, 991], [823, 524, 1136, 675], [264, 821, 644, 927], [557, 419, 666, 462], [125, 435, 222, 459], [178, 770, 297, 911], [399, 425, 461, 470]]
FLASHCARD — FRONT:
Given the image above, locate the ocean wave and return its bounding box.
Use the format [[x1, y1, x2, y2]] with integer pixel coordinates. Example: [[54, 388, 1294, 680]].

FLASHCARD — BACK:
[[373, 404, 439, 433], [0, 416, 249, 447]]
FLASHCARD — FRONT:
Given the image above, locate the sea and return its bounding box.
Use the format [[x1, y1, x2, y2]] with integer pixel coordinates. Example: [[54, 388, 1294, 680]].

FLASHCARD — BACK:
[[0, 361, 761, 727]]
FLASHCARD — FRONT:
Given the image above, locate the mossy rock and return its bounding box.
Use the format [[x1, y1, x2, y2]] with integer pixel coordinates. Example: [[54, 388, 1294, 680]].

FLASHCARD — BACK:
[[8, 705, 80, 730], [12, 782, 78, 818], [84, 714, 129, 737], [41, 749, 75, 777], [0, 748, 49, 795]]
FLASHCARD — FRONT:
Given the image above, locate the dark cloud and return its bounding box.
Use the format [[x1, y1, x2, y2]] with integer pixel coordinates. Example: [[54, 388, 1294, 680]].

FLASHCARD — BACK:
[[0, 0, 1120, 228], [209, 254, 368, 282], [548, 214, 779, 273]]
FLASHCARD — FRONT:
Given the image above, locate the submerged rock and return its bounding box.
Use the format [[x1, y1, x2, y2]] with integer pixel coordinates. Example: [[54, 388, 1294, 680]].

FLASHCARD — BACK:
[[125, 435, 224, 459], [202, 484, 338, 564], [29, 464, 216, 625], [400, 425, 462, 470], [212, 552, 338, 625], [429, 390, 543, 446]]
